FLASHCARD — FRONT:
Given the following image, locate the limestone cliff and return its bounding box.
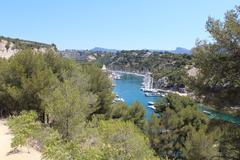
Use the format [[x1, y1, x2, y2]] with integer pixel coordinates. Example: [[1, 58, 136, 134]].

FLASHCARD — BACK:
[[0, 36, 57, 59]]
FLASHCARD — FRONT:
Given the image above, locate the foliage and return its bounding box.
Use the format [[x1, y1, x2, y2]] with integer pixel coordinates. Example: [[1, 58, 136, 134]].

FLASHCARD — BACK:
[[41, 80, 97, 140], [109, 102, 129, 119], [189, 6, 240, 107], [82, 64, 114, 115], [109, 101, 146, 128], [0, 49, 57, 118], [8, 111, 41, 149], [183, 128, 219, 160], [41, 119, 159, 160], [95, 120, 159, 160], [144, 113, 161, 151], [147, 94, 218, 159], [219, 124, 240, 160], [0, 50, 113, 122], [125, 102, 145, 128]]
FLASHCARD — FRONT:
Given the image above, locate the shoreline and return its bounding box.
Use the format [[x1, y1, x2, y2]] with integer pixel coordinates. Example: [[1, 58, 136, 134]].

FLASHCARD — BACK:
[[108, 70, 145, 77], [108, 69, 188, 97], [110, 71, 240, 125]]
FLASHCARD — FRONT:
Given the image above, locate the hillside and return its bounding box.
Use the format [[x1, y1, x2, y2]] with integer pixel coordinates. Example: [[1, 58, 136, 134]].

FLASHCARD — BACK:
[[95, 50, 192, 91], [0, 36, 57, 59], [59, 49, 97, 61], [89, 47, 191, 54]]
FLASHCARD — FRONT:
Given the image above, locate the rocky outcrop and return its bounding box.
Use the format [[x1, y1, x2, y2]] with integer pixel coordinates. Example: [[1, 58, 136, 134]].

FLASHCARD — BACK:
[[0, 37, 56, 59], [154, 76, 186, 92], [155, 76, 169, 89], [0, 39, 19, 59], [187, 66, 199, 77], [87, 55, 96, 61]]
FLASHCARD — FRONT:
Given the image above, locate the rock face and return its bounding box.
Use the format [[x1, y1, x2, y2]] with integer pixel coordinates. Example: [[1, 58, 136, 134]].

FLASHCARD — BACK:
[[156, 76, 169, 89], [87, 55, 96, 61], [187, 67, 199, 77], [0, 39, 19, 59], [0, 37, 56, 59], [155, 76, 186, 92]]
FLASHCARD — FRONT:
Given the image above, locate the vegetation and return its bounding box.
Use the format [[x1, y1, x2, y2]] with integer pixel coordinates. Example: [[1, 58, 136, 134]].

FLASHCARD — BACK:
[[219, 124, 240, 159], [147, 94, 220, 160], [188, 6, 240, 108], [0, 49, 113, 120], [109, 102, 146, 129], [2, 5, 240, 160], [8, 111, 42, 151], [3, 49, 160, 159], [8, 111, 159, 160]]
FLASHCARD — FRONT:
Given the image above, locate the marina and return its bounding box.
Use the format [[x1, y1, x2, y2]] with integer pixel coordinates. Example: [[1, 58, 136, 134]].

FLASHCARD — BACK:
[[108, 69, 171, 98], [110, 70, 240, 124], [112, 73, 160, 118]]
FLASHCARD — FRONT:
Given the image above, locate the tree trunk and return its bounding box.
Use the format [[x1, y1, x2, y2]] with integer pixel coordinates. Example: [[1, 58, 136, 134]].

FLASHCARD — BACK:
[[0, 109, 2, 117]]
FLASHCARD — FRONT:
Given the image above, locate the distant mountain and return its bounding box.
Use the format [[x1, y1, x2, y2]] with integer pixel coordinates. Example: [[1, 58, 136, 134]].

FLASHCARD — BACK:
[[90, 47, 191, 54], [151, 47, 191, 54], [90, 47, 118, 53], [170, 47, 191, 54]]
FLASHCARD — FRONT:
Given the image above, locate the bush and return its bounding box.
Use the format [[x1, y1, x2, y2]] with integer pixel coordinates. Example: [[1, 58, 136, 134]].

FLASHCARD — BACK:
[[8, 111, 42, 151]]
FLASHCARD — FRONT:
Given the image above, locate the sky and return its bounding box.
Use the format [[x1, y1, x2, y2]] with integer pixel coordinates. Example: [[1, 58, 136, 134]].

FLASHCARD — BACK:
[[1, 0, 239, 50]]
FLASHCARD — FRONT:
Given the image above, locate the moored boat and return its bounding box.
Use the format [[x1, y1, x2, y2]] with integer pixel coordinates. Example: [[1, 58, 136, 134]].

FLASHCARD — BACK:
[[147, 105, 156, 110], [203, 110, 212, 116], [148, 101, 155, 105], [145, 92, 162, 97], [113, 97, 125, 103]]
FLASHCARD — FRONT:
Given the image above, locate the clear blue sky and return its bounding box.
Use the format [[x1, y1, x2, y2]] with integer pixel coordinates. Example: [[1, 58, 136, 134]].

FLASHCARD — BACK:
[[1, 0, 239, 50]]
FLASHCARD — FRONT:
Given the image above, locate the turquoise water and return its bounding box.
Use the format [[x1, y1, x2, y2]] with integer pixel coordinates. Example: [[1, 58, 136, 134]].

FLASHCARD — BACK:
[[198, 105, 240, 125], [113, 74, 161, 118], [113, 73, 240, 125]]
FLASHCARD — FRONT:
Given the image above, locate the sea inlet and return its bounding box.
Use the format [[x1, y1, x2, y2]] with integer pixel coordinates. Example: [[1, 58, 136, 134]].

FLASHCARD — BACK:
[[113, 73, 240, 125]]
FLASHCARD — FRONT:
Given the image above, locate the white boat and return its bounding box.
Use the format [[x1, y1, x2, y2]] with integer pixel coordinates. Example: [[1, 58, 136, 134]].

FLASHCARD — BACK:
[[119, 98, 125, 102], [142, 88, 151, 92], [113, 73, 121, 80], [115, 74, 121, 80], [113, 97, 125, 103], [148, 101, 155, 105], [161, 94, 166, 97], [143, 88, 158, 93], [145, 92, 161, 97], [147, 105, 156, 110], [203, 110, 212, 115]]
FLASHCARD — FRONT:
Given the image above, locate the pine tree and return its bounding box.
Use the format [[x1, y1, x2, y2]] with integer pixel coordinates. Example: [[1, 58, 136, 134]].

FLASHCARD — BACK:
[[189, 6, 240, 107]]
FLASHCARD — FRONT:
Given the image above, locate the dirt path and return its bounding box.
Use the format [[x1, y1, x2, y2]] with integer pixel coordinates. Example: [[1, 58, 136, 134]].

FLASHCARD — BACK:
[[0, 119, 42, 160]]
